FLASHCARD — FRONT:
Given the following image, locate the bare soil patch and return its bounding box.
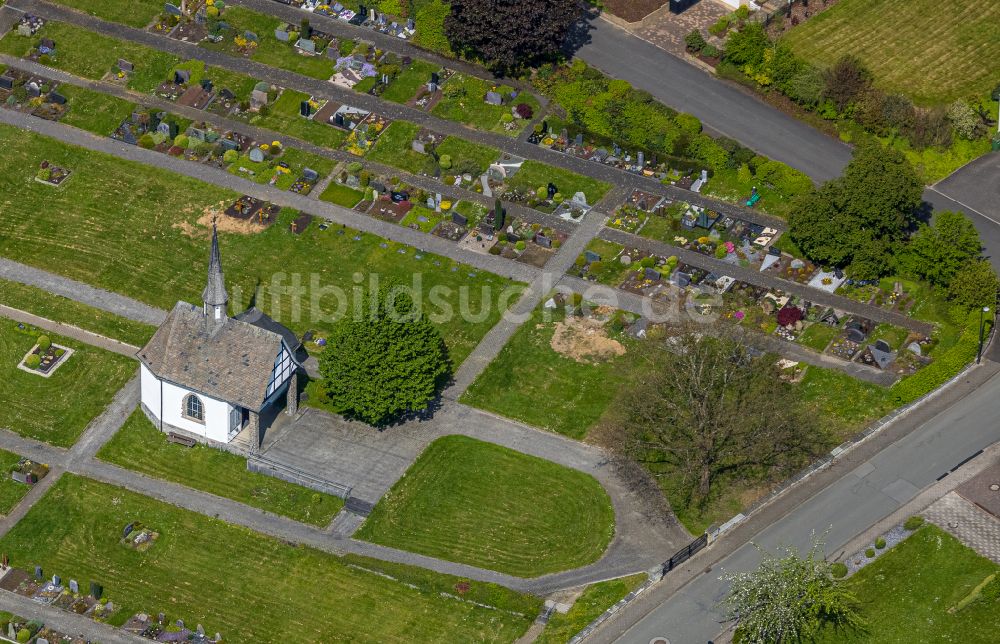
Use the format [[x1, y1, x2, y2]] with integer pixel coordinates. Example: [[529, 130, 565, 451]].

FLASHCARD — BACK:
[[603, 0, 668, 23], [550, 315, 626, 364]]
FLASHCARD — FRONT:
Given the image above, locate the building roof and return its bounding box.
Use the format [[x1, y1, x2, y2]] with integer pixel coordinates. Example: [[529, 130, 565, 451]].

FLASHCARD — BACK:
[[202, 224, 228, 307], [137, 302, 285, 410], [234, 307, 300, 352]]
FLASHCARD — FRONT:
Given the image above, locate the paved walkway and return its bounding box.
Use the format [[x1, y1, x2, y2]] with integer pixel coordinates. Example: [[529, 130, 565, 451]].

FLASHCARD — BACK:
[[12, 0, 782, 231], [0, 588, 146, 644], [0, 304, 141, 358], [924, 491, 1000, 564], [600, 227, 936, 334]]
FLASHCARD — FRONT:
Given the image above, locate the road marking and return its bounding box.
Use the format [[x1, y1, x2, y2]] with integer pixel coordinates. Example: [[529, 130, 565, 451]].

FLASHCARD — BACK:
[[926, 187, 1000, 228]]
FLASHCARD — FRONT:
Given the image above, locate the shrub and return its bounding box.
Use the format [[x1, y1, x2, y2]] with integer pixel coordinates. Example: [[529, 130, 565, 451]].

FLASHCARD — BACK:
[[347, 161, 363, 173], [37, 335, 51, 351], [571, 293, 583, 307], [947, 100, 986, 140], [715, 244, 728, 259], [443, 175, 455, 185], [500, 112, 514, 124], [222, 149, 238, 164], [515, 103, 533, 119], [708, 16, 730, 37], [702, 44, 721, 59], [574, 255, 586, 267], [822, 55, 872, 112], [515, 240, 526, 251], [675, 113, 703, 136], [174, 134, 189, 149], [830, 562, 848, 579], [588, 261, 603, 274], [16, 629, 29, 643], [536, 185, 548, 200], [138, 133, 156, 149], [35, 167, 51, 182], [865, 548, 876, 558], [359, 170, 371, 187], [38, 54, 51, 65], [776, 306, 803, 327], [904, 515, 925, 531], [875, 537, 886, 550], [25, 354, 41, 369], [488, 245, 502, 255], [438, 154, 452, 169], [685, 30, 707, 53]]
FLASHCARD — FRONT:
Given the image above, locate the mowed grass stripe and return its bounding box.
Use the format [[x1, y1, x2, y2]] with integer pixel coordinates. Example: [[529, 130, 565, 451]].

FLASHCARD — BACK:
[[357, 435, 615, 577], [0, 474, 538, 642], [781, 0, 1000, 104]]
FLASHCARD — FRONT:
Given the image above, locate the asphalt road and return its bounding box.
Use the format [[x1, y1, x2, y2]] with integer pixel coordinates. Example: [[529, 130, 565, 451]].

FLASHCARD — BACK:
[[619, 365, 1000, 644], [574, 16, 853, 183], [929, 152, 1000, 270]]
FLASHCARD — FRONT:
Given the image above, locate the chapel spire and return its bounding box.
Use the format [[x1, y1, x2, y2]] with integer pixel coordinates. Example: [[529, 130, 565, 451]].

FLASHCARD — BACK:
[[202, 222, 228, 320]]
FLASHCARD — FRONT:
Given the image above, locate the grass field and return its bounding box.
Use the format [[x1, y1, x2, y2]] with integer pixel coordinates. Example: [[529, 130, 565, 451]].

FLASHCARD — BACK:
[[507, 161, 611, 206], [254, 90, 348, 150], [537, 574, 645, 644], [356, 436, 615, 577], [0, 279, 156, 347], [436, 136, 500, 176], [319, 181, 365, 207], [367, 121, 438, 175], [0, 475, 539, 642], [0, 125, 518, 365], [781, 0, 1000, 104], [461, 306, 643, 439], [98, 411, 343, 526], [0, 21, 179, 93], [431, 74, 539, 135], [57, 85, 137, 135], [0, 318, 135, 447], [814, 524, 1000, 642], [49, 0, 162, 29], [382, 59, 440, 103], [0, 449, 31, 515]]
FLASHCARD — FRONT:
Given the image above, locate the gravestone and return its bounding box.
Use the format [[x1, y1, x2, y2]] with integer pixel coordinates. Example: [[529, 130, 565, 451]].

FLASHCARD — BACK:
[[274, 28, 289, 42], [535, 234, 551, 249], [174, 69, 191, 85], [52, 574, 60, 586], [244, 30, 258, 42], [220, 138, 238, 152], [36, 638, 48, 644], [47, 91, 66, 105], [157, 122, 171, 137], [574, 132, 584, 146], [907, 342, 922, 356], [302, 168, 319, 182], [485, 91, 503, 106], [452, 212, 467, 226], [118, 59, 134, 72], [372, 181, 387, 193], [411, 138, 426, 154], [637, 151, 644, 167], [369, 7, 377, 21], [197, 624, 205, 636], [430, 72, 439, 85], [164, 3, 183, 17], [645, 267, 662, 281], [547, 182, 557, 199], [69, 579, 79, 594], [296, 39, 316, 54], [299, 100, 312, 117], [585, 250, 601, 264], [188, 126, 205, 141], [334, 112, 345, 127], [176, 619, 184, 630], [0, 76, 13, 90], [406, 18, 415, 31], [426, 196, 435, 209], [90, 581, 102, 599], [435, 193, 442, 208], [34, 565, 42, 579], [572, 192, 588, 207], [874, 339, 892, 353], [26, 82, 40, 97], [248, 147, 265, 163]]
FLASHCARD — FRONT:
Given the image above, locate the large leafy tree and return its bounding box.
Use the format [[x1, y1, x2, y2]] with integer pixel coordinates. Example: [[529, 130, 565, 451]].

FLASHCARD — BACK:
[[948, 260, 999, 309], [317, 288, 451, 426], [721, 537, 864, 643], [444, 0, 580, 74], [598, 332, 821, 507], [904, 211, 982, 286]]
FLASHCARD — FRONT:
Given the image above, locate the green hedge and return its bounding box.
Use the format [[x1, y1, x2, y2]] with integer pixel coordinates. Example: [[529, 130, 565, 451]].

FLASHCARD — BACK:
[[891, 309, 991, 405]]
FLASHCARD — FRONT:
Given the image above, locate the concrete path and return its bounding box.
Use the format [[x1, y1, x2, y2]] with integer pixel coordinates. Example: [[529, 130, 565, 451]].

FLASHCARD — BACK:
[[0, 304, 141, 358], [0, 587, 147, 644]]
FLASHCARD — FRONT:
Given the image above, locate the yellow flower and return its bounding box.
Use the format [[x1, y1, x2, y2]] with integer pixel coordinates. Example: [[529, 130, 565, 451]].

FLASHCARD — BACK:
[[271, 140, 281, 148], [440, 201, 452, 210], [260, 143, 270, 151]]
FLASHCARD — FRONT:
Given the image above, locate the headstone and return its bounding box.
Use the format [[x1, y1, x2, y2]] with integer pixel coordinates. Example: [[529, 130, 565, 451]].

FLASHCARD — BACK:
[[369, 7, 376, 21], [334, 112, 345, 127], [547, 182, 557, 199], [36, 638, 48, 644], [406, 18, 415, 31], [117, 59, 134, 72], [34, 565, 42, 579], [411, 138, 426, 154], [574, 132, 584, 146], [299, 100, 312, 117], [302, 168, 319, 182], [875, 339, 892, 353], [48, 91, 66, 105], [275, 28, 289, 42], [197, 624, 205, 636], [249, 147, 265, 163], [426, 196, 436, 209], [89, 581, 102, 600], [485, 91, 503, 106], [164, 3, 183, 17], [572, 191, 588, 206], [907, 342, 922, 356], [585, 250, 601, 264], [430, 72, 439, 85], [52, 574, 61, 586], [158, 612, 165, 623], [637, 150, 644, 167], [176, 619, 184, 630], [435, 193, 442, 207], [296, 38, 316, 54], [700, 169, 708, 182], [156, 122, 171, 137], [452, 212, 467, 226], [26, 82, 40, 98], [372, 181, 387, 193], [174, 69, 191, 85], [645, 267, 662, 281], [69, 579, 79, 594], [244, 30, 258, 42], [220, 138, 238, 152], [535, 234, 551, 249], [0, 76, 13, 90]]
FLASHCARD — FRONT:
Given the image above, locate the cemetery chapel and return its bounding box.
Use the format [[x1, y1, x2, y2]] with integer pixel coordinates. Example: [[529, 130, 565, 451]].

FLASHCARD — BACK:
[[137, 225, 301, 449]]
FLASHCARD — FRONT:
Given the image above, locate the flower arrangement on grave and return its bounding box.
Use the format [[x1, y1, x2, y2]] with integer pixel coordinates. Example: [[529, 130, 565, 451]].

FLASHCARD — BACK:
[[724, 241, 735, 253]]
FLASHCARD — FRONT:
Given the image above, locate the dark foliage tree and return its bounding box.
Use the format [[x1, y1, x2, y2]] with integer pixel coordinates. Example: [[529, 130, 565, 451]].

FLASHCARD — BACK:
[[822, 55, 872, 111], [444, 0, 580, 74], [723, 22, 770, 68], [597, 332, 822, 508], [317, 287, 451, 426], [904, 107, 953, 150]]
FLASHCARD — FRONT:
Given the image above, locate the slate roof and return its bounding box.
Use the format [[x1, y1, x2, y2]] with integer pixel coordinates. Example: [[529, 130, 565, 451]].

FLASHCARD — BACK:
[[234, 307, 301, 352], [137, 302, 283, 410], [203, 225, 228, 307]]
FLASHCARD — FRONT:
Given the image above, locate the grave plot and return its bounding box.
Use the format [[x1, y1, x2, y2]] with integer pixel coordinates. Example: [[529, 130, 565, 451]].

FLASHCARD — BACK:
[[827, 317, 876, 361], [0, 69, 68, 121], [618, 253, 681, 299], [353, 51, 410, 98], [340, 109, 391, 157], [369, 191, 414, 224], [499, 160, 610, 216], [17, 333, 73, 378], [289, 212, 313, 234], [431, 73, 539, 135], [10, 458, 49, 487], [124, 612, 221, 643], [34, 160, 72, 187], [486, 209, 567, 268], [765, 252, 819, 284], [223, 195, 280, 228], [570, 240, 636, 286], [408, 67, 454, 112]]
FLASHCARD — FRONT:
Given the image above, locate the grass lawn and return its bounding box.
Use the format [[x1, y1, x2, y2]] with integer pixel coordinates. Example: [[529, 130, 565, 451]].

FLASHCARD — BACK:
[[0, 449, 31, 515], [461, 306, 643, 439], [797, 322, 839, 353], [702, 166, 798, 219], [400, 205, 445, 233], [0, 278, 156, 347], [537, 574, 645, 644], [98, 411, 342, 526], [48, 0, 162, 29], [382, 58, 440, 103], [57, 85, 136, 135], [254, 90, 347, 150], [814, 524, 1000, 642], [0, 474, 539, 642], [781, 0, 1000, 105], [0, 318, 135, 447], [366, 120, 438, 175], [431, 74, 540, 135], [356, 435, 615, 577], [229, 146, 334, 189], [574, 239, 632, 286], [436, 136, 499, 177], [319, 182, 364, 208], [199, 6, 334, 81], [507, 160, 611, 206], [0, 21, 180, 93], [0, 125, 518, 366]]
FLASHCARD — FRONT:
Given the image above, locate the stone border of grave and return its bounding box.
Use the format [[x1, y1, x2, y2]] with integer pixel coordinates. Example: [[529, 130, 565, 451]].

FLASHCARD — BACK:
[[16, 344, 74, 379]]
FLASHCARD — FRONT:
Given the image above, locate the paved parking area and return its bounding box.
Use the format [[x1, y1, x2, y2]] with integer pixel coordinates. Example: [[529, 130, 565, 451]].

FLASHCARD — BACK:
[[924, 491, 1000, 564], [629, 0, 729, 55]]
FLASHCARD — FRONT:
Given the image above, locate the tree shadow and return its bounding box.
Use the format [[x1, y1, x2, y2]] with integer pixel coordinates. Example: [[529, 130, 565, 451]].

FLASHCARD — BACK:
[[562, 5, 599, 60]]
